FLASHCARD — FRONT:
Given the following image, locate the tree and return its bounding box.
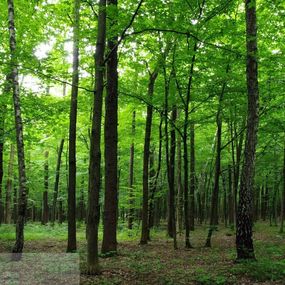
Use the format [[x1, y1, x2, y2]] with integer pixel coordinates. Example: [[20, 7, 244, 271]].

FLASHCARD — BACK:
[[42, 151, 49, 225], [140, 70, 158, 245], [67, 0, 80, 252], [102, 0, 119, 255], [86, 0, 106, 274], [51, 139, 64, 224], [236, 0, 259, 261], [7, 0, 28, 254]]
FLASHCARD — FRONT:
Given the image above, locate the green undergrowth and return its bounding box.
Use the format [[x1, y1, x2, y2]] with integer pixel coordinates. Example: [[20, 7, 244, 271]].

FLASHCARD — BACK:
[[1, 222, 285, 284]]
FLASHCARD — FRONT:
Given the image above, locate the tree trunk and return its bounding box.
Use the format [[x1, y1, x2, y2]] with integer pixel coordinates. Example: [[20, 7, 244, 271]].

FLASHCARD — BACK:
[[7, 0, 28, 254], [148, 114, 163, 235], [236, 0, 259, 260], [279, 135, 285, 233], [67, 0, 80, 252], [228, 165, 235, 227], [140, 71, 158, 245], [205, 64, 228, 247], [189, 122, 195, 231], [86, 0, 106, 274], [102, 0, 119, 254], [51, 139, 64, 224], [42, 151, 49, 225], [5, 145, 15, 224], [177, 129, 183, 234], [128, 111, 136, 229]]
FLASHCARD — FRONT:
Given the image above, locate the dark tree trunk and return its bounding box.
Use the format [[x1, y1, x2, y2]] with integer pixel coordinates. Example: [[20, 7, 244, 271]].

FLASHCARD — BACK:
[[236, 0, 259, 261], [67, 0, 80, 252], [86, 0, 106, 274], [148, 114, 163, 235], [78, 173, 86, 222], [102, 0, 119, 254], [228, 165, 235, 227], [5, 144, 15, 224], [148, 147, 156, 239], [189, 122, 195, 231], [169, 107, 177, 248], [42, 151, 49, 225], [280, 135, 285, 233], [7, 0, 28, 254], [140, 71, 158, 245], [0, 109, 5, 225], [51, 139, 64, 224], [128, 111, 136, 229], [205, 64, 228, 247], [176, 130, 183, 234]]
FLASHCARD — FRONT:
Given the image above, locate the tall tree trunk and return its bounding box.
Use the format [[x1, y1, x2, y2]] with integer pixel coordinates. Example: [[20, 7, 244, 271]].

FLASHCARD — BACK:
[[0, 118, 4, 225], [67, 0, 80, 252], [128, 111, 136, 229], [7, 0, 28, 254], [51, 139, 64, 224], [177, 130, 183, 234], [102, 0, 118, 254], [12, 177, 17, 224], [140, 71, 158, 245], [169, 107, 177, 248], [86, 0, 106, 274], [228, 165, 235, 227], [279, 135, 285, 233], [236, 0, 259, 260], [42, 151, 49, 225], [5, 145, 15, 224], [205, 64, 229, 247], [189, 122, 195, 231], [148, 114, 163, 235]]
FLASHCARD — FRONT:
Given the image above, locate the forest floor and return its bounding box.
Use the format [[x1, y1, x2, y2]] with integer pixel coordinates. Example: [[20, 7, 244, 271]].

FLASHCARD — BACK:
[[0, 222, 284, 285]]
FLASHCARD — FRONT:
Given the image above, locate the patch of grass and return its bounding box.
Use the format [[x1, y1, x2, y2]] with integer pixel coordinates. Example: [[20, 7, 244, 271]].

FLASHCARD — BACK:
[[231, 258, 285, 282]]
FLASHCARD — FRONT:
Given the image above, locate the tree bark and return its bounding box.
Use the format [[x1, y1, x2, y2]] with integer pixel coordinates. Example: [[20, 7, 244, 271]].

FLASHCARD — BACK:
[[140, 71, 158, 245], [236, 0, 259, 260], [205, 64, 229, 247], [102, 0, 119, 254], [51, 139, 64, 224], [176, 128, 183, 234], [128, 111, 136, 229], [5, 145, 15, 224], [42, 151, 49, 225], [67, 0, 80, 252], [7, 0, 28, 254], [87, 0, 106, 274]]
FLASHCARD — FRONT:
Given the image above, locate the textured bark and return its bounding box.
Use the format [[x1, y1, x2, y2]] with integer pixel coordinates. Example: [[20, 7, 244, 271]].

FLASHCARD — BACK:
[[7, 0, 28, 254], [42, 151, 49, 225], [236, 0, 259, 260], [87, 0, 106, 274], [51, 139, 64, 224], [102, 0, 119, 254], [128, 111, 136, 229], [140, 71, 158, 245], [5, 145, 15, 224], [67, 0, 80, 252]]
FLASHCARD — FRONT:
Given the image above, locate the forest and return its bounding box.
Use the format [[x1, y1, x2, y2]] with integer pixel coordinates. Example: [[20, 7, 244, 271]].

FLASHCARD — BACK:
[[0, 0, 285, 284]]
